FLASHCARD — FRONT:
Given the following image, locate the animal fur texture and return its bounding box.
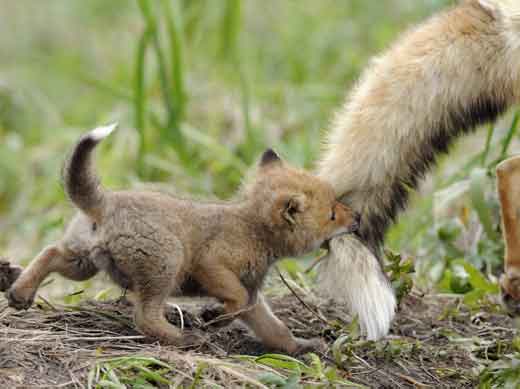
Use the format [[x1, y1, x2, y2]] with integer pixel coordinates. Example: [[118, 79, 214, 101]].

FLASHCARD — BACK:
[[496, 156, 520, 313], [316, 0, 520, 340], [0, 125, 360, 354]]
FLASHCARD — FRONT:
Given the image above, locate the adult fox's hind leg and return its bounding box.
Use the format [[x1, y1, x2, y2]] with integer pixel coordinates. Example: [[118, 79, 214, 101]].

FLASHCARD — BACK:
[[497, 157, 520, 313]]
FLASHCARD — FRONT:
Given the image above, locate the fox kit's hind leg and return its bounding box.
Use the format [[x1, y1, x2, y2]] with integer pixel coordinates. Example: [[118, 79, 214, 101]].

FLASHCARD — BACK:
[[497, 157, 520, 313], [132, 281, 205, 346], [132, 285, 186, 345], [4, 244, 98, 310], [123, 249, 202, 346]]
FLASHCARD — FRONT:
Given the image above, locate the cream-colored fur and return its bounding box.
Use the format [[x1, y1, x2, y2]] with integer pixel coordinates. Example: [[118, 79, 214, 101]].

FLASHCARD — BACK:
[[317, 235, 396, 340], [317, 0, 520, 340]]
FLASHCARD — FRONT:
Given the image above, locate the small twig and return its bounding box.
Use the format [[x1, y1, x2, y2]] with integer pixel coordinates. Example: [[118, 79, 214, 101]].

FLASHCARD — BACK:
[[63, 335, 146, 342], [276, 267, 330, 325], [36, 294, 57, 311], [420, 366, 441, 385], [166, 302, 185, 330], [116, 286, 129, 304], [393, 372, 431, 388], [9, 335, 146, 343], [27, 381, 77, 388], [40, 278, 55, 288], [304, 252, 328, 274], [203, 305, 254, 327], [351, 351, 374, 370]]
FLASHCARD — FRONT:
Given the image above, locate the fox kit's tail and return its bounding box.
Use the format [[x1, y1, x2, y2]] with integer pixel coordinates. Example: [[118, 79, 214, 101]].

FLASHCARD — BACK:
[[63, 123, 117, 221]]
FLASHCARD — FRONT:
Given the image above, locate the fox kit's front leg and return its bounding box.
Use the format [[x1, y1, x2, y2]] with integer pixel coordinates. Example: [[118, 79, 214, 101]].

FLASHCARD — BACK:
[[497, 157, 520, 313], [241, 293, 323, 354], [194, 264, 250, 316], [195, 260, 322, 354]]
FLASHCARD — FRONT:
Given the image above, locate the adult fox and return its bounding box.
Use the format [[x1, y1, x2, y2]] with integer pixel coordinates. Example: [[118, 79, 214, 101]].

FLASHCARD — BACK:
[[316, 0, 520, 340]]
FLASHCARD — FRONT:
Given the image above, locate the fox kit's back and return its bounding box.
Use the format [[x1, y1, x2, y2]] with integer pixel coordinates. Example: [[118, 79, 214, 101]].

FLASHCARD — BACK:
[[1, 126, 359, 354]]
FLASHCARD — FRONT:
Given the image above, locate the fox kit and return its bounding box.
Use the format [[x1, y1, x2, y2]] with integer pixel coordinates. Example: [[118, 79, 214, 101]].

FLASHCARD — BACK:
[[316, 0, 520, 340], [0, 124, 359, 354]]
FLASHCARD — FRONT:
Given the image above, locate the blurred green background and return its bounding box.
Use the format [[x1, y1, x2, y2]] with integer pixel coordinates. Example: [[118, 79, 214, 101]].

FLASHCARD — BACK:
[[3, 0, 518, 303]]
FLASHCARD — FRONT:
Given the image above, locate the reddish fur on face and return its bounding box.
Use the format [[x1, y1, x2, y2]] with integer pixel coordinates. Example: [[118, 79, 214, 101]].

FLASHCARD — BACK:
[[245, 154, 358, 257]]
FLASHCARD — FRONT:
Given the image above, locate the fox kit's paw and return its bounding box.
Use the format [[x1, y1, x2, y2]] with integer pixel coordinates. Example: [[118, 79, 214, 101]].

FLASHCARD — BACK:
[[291, 337, 326, 355], [6, 287, 35, 310], [0, 260, 22, 292], [501, 271, 520, 316]]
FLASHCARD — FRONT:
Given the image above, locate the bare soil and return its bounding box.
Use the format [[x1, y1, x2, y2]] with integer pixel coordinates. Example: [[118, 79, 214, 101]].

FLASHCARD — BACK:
[[0, 291, 516, 388]]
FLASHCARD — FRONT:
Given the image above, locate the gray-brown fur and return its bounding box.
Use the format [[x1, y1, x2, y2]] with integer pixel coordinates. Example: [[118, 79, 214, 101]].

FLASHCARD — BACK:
[[62, 133, 107, 222], [1, 127, 358, 354]]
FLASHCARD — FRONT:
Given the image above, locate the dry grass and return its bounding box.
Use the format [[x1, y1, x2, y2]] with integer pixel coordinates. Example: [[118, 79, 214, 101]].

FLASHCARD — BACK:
[[0, 289, 516, 388]]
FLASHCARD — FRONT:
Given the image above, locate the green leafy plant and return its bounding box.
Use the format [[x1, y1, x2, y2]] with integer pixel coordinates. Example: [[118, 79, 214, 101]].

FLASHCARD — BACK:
[[88, 356, 174, 388], [385, 250, 414, 303], [135, 0, 188, 173]]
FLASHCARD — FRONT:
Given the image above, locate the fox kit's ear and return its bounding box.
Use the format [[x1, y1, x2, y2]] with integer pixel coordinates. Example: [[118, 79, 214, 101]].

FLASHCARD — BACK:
[[279, 194, 305, 226], [260, 148, 282, 167]]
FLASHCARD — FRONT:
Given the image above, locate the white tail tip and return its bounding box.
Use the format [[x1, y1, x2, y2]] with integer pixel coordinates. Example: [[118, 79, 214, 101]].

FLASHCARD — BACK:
[[317, 235, 396, 341], [90, 122, 118, 141]]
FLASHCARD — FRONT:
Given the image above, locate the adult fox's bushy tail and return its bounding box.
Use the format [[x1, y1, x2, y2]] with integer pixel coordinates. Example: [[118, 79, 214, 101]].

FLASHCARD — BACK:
[[62, 124, 117, 221], [316, 0, 520, 340]]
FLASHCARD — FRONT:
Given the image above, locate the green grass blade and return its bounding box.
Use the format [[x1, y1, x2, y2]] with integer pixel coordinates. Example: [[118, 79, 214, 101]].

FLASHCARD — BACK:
[[481, 124, 495, 166], [220, 0, 242, 58], [469, 168, 498, 241], [255, 353, 309, 373], [132, 364, 172, 385], [499, 111, 520, 161], [134, 27, 153, 175], [136, 0, 188, 163], [108, 356, 172, 370], [162, 0, 187, 123], [137, 0, 173, 123], [182, 125, 247, 173], [452, 259, 498, 293], [189, 362, 208, 389]]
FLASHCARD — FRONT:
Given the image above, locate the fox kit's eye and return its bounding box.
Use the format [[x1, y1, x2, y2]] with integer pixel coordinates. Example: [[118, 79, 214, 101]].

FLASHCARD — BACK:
[[330, 209, 335, 221]]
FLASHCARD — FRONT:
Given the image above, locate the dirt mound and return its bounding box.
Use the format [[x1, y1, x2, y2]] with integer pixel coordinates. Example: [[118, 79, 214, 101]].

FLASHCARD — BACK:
[[0, 293, 516, 388]]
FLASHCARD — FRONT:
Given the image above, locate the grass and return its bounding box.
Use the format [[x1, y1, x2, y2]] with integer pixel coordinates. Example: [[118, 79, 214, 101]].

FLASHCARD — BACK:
[[2, 291, 517, 387], [1, 0, 520, 387]]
